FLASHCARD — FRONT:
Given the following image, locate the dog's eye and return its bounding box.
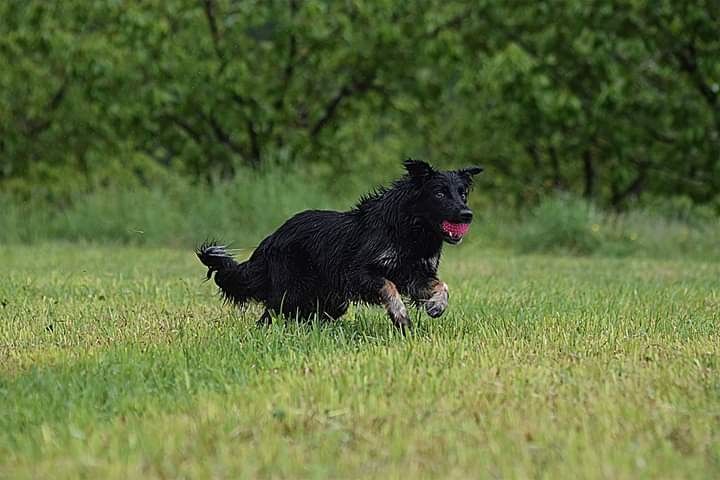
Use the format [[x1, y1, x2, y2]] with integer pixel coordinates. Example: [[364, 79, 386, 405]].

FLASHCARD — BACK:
[[460, 190, 468, 201], [434, 191, 445, 199]]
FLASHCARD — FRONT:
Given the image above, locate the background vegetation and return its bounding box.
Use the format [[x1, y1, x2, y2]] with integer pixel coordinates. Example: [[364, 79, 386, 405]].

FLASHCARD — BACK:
[[2, 0, 719, 214]]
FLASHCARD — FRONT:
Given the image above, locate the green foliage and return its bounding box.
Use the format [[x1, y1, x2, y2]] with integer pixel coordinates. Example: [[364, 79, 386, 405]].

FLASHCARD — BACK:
[[1, 245, 719, 478], [505, 193, 720, 258], [3, 177, 720, 261], [516, 195, 604, 255], [517, 196, 602, 254], [0, 167, 349, 247], [1, 1, 719, 208], [600, 207, 720, 259]]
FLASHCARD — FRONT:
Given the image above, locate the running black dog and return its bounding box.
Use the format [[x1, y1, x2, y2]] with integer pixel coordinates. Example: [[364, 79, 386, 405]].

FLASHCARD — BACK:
[[197, 159, 482, 330]]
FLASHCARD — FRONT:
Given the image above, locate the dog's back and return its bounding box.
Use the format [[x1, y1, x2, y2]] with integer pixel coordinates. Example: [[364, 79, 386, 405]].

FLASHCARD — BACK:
[[250, 209, 358, 318]]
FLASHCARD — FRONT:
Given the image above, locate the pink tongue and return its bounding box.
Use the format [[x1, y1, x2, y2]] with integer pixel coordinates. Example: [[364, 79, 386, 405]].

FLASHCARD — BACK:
[[441, 221, 470, 236]]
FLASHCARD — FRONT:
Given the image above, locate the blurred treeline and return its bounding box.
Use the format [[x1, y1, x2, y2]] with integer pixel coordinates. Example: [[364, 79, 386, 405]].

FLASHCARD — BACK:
[[1, 0, 719, 210]]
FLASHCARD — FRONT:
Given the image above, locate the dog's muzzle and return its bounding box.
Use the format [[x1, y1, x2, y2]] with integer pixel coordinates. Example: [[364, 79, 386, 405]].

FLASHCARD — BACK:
[[441, 220, 470, 241]]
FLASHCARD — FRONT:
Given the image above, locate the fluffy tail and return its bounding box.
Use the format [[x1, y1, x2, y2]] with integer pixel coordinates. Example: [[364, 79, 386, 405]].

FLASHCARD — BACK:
[[196, 241, 257, 305]]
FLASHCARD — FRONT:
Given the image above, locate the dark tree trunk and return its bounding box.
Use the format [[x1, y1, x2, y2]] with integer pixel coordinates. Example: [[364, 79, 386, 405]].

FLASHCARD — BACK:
[[549, 146, 562, 189], [583, 149, 595, 199], [611, 162, 648, 209]]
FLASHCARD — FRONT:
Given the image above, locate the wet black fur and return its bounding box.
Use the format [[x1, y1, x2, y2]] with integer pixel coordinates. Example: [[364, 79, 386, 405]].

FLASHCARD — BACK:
[[197, 159, 482, 327]]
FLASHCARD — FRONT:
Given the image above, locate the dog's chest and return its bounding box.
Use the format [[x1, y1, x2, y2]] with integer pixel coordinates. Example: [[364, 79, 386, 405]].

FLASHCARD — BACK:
[[374, 246, 439, 274], [421, 253, 440, 271], [376, 246, 400, 270]]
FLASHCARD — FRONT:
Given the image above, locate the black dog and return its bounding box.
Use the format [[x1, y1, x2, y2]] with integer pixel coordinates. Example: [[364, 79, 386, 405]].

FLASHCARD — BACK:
[[197, 160, 482, 330]]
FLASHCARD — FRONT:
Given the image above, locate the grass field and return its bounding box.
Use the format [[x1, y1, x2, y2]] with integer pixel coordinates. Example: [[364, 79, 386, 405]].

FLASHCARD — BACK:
[[1, 243, 719, 479]]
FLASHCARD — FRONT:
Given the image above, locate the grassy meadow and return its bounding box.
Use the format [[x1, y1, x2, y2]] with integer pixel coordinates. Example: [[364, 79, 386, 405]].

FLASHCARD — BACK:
[[4, 0, 720, 476], [1, 241, 719, 479]]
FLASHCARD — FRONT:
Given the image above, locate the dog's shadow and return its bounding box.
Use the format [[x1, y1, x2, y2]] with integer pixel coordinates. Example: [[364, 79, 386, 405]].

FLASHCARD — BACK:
[[250, 306, 439, 345]]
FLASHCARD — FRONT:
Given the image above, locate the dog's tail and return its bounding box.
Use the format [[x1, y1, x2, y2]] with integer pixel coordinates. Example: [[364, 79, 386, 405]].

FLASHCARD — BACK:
[[196, 241, 259, 305]]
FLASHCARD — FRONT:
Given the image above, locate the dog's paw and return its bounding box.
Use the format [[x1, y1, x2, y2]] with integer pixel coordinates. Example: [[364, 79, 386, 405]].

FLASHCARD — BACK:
[[256, 309, 273, 326], [390, 310, 412, 332], [425, 283, 449, 318], [425, 299, 447, 318]]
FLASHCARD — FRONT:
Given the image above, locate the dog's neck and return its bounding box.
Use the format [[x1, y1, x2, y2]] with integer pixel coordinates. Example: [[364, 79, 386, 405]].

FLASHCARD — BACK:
[[354, 180, 444, 260]]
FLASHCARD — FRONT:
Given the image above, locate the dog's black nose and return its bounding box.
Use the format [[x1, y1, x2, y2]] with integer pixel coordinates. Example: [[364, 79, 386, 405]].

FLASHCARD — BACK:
[[458, 209, 473, 223]]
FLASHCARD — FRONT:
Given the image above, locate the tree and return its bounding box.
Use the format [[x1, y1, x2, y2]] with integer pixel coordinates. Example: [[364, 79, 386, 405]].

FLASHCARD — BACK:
[[1, 0, 718, 208]]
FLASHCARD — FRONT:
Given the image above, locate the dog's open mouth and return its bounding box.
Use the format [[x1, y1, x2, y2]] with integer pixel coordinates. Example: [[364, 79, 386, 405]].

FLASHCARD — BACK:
[[441, 220, 470, 244]]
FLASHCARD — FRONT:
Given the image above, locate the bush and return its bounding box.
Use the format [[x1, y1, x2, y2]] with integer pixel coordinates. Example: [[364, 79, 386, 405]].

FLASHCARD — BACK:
[[0, 167, 353, 248], [516, 195, 604, 255], [2, 179, 720, 262], [508, 193, 720, 260]]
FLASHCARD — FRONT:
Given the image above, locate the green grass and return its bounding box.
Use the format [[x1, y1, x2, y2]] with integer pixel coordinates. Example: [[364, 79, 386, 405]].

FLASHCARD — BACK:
[[1, 243, 719, 479]]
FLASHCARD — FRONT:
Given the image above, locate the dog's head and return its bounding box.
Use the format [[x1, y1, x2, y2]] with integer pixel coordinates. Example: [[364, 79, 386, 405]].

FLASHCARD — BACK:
[[403, 159, 483, 245]]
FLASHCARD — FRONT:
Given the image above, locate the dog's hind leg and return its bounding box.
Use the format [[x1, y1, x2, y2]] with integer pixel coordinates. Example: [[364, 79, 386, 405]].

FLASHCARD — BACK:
[[256, 308, 273, 326]]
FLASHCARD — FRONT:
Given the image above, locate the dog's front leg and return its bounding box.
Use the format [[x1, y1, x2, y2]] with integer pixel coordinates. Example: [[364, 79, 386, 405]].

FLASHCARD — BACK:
[[421, 279, 449, 318], [379, 279, 411, 331]]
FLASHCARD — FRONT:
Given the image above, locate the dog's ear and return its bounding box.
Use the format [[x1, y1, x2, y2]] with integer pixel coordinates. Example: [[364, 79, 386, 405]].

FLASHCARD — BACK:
[[458, 166, 484, 178], [403, 159, 435, 180]]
